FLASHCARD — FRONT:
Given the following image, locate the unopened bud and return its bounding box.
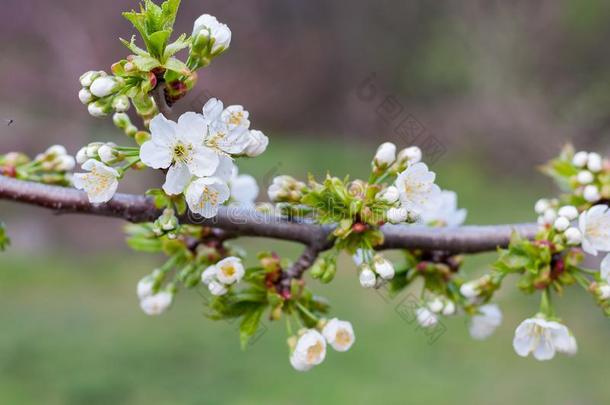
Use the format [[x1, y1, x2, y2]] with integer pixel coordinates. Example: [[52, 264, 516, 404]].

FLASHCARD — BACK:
[[79, 70, 105, 88], [112, 95, 130, 112]]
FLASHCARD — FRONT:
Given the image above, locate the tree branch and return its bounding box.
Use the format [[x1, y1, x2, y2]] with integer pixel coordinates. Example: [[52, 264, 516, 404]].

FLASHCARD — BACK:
[[151, 82, 174, 119], [0, 176, 537, 254]]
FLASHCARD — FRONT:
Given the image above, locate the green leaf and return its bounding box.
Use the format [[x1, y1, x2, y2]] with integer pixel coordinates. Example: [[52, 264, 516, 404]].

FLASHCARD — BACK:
[[148, 30, 171, 59], [120, 35, 149, 57], [132, 55, 162, 72], [126, 236, 162, 252], [163, 34, 190, 61], [239, 305, 265, 350], [0, 221, 10, 251], [164, 57, 189, 74]]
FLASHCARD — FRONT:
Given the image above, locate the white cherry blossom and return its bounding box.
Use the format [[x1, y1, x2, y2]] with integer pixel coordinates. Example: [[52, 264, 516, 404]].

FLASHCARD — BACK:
[[322, 318, 355, 352], [73, 159, 119, 203], [140, 113, 219, 195], [185, 177, 230, 218], [290, 329, 326, 371], [214, 257, 245, 285], [395, 162, 441, 215], [469, 304, 503, 340], [140, 291, 173, 315], [420, 190, 467, 227], [513, 316, 577, 360], [578, 205, 610, 255]]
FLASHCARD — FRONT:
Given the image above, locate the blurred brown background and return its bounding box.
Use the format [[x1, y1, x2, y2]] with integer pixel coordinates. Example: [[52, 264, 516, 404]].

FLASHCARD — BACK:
[[3, 0, 610, 163]]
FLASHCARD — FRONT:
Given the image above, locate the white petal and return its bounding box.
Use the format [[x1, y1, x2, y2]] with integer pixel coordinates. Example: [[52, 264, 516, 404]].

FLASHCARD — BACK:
[[149, 114, 177, 146], [188, 146, 220, 178], [163, 163, 191, 195], [140, 141, 172, 169], [202, 98, 224, 122], [211, 154, 234, 181], [231, 174, 259, 206], [601, 254, 610, 283], [177, 111, 206, 143], [532, 336, 556, 361]]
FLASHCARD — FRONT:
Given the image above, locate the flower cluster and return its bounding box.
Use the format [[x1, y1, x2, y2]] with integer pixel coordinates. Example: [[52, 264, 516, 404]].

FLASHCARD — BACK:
[[137, 271, 174, 315], [289, 318, 355, 372], [139, 98, 267, 217], [0, 146, 74, 186]]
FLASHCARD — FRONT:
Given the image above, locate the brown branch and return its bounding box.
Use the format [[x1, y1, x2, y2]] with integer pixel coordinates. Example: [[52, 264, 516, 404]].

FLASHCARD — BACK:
[[0, 176, 538, 255], [151, 82, 174, 119]]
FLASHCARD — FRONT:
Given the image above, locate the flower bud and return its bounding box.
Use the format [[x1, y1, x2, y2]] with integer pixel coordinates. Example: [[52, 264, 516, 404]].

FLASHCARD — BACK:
[[543, 208, 557, 224], [85, 142, 104, 159], [267, 175, 305, 203], [583, 185, 601, 203], [386, 207, 408, 224], [79, 70, 105, 88], [416, 307, 438, 328], [577, 170, 594, 185], [572, 151, 589, 167], [587, 152, 602, 173], [112, 95, 130, 112], [113, 112, 131, 129], [192, 14, 232, 56], [78, 88, 94, 104], [599, 284, 610, 300], [554, 216, 570, 232], [97, 144, 119, 164], [359, 265, 376, 288], [428, 298, 444, 313], [534, 199, 550, 215], [55, 155, 75, 171], [558, 205, 578, 221], [442, 300, 456, 316], [378, 186, 399, 204], [46, 145, 67, 157], [208, 280, 228, 296], [373, 254, 395, 280], [564, 227, 583, 245], [374, 142, 396, 167], [244, 130, 268, 157], [90, 76, 121, 98], [87, 101, 111, 118], [397, 146, 422, 165], [76, 147, 88, 164]]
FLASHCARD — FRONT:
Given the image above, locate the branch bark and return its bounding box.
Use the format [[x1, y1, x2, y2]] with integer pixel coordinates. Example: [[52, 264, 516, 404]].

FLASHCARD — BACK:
[[0, 176, 537, 254], [151, 82, 174, 119]]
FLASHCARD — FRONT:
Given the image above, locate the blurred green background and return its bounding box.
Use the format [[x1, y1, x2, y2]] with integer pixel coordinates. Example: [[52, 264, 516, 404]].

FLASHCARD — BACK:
[[2, 0, 610, 403], [2, 141, 610, 404]]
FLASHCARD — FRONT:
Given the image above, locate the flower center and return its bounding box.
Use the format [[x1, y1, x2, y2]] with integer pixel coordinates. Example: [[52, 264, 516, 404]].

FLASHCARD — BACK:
[[228, 111, 244, 126], [197, 186, 219, 209], [306, 341, 323, 364], [221, 264, 235, 278], [335, 329, 351, 347], [173, 142, 193, 163]]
